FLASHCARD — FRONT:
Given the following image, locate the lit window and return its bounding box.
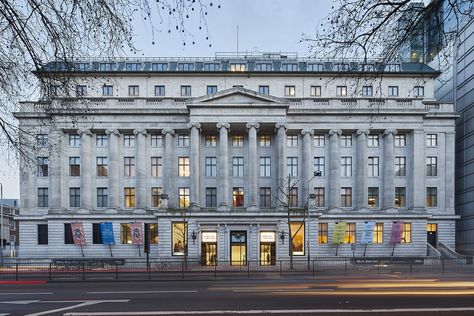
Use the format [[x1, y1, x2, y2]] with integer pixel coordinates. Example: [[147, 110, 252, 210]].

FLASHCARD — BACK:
[[341, 156, 352, 177], [178, 187, 190, 208], [290, 222, 305, 255], [285, 85, 296, 96], [96, 157, 108, 177], [69, 157, 80, 176], [233, 187, 244, 207], [148, 223, 159, 244], [310, 86, 322, 96], [151, 157, 162, 177], [318, 223, 328, 244], [259, 135, 271, 147], [287, 157, 298, 177], [205, 135, 217, 147], [344, 223, 356, 243], [124, 157, 135, 177], [341, 187, 352, 207], [314, 187, 325, 207], [232, 135, 244, 147], [368, 187, 379, 208], [368, 157, 379, 177], [259, 157, 271, 177], [178, 157, 190, 177], [336, 86, 347, 96], [230, 63, 246, 72], [401, 223, 411, 243], [426, 187, 437, 207], [395, 187, 406, 207], [172, 222, 188, 255], [121, 223, 132, 244], [373, 223, 383, 243], [124, 187, 135, 208], [151, 187, 162, 208]]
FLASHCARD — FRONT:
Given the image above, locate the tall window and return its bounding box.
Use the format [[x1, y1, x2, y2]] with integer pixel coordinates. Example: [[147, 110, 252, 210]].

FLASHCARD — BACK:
[[102, 85, 113, 96], [154, 85, 165, 96], [344, 223, 356, 243], [230, 63, 246, 71], [93, 223, 102, 244], [38, 224, 48, 245], [205, 187, 217, 207], [69, 188, 80, 207], [259, 157, 271, 177], [207, 85, 218, 94], [368, 187, 379, 208], [121, 223, 132, 244], [341, 187, 352, 207], [310, 85, 322, 96], [362, 86, 373, 96], [36, 134, 48, 147], [96, 134, 108, 147], [368, 157, 379, 177], [259, 187, 271, 208], [180, 85, 192, 96], [388, 86, 399, 96], [151, 187, 162, 208], [123, 134, 135, 147], [395, 187, 406, 207], [426, 187, 437, 207], [402, 223, 411, 243], [178, 157, 190, 177], [289, 188, 298, 207], [285, 85, 296, 96], [151, 63, 168, 71], [69, 157, 81, 176], [178, 63, 194, 71], [336, 86, 347, 96], [259, 85, 270, 95], [177, 134, 190, 147], [124, 187, 136, 208], [395, 156, 406, 176], [205, 157, 217, 177], [340, 134, 352, 147], [128, 85, 139, 96], [286, 135, 298, 147], [232, 157, 244, 177], [233, 187, 244, 207], [151, 157, 163, 177], [282, 63, 298, 71], [368, 135, 379, 147], [318, 223, 328, 243], [373, 223, 383, 243], [426, 157, 438, 176], [151, 134, 162, 147], [232, 135, 244, 147], [205, 135, 217, 147], [96, 157, 108, 177], [149, 223, 159, 244], [178, 187, 190, 208], [204, 63, 220, 71], [395, 134, 406, 147], [256, 63, 272, 71], [124, 157, 135, 177], [38, 188, 48, 207], [97, 187, 108, 207], [64, 223, 74, 244], [313, 157, 325, 176], [313, 134, 325, 147], [287, 157, 298, 177], [413, 86, 424, 97], [341, 157, 352, 177], [426, 134, 437, 147], [259, 135, 271, 146], [172, 222, 188, 255], [290, 222, 305, 255], [314, 187, 325, 207], [69, 134, 81, 147], [37, 157, 49, 177]]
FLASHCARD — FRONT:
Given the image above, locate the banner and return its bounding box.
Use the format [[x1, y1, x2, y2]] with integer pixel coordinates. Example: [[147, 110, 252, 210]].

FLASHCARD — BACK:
[[100, 222, 115, 245], [390, 221, 404, 244], [333, 222, 346, 244], [361, 221, 376, 245], [131, 222, 143, 245], [71, 222, 87, 246]]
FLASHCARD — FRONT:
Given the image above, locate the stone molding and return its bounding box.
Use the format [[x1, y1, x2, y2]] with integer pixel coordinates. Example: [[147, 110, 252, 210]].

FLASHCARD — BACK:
[[161, 128, 175, 135], [216, 122, 230, 130], [105, 129, 119, 136], [77, 129, 92, 136], [133, 129, 147, 135], [246, 122, 260, 130], [301, 129, 314, 136], [328, 129, 342, 136], [187, 122, 202, 130], [356, 129, 370, 135], [384, 129, 398, 136]]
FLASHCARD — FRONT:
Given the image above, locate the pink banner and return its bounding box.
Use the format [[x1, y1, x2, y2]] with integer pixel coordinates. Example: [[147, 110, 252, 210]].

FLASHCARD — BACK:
[[131, 222, 143, 245], [71, 222, 87, 246], [390, 221, 404, 244]]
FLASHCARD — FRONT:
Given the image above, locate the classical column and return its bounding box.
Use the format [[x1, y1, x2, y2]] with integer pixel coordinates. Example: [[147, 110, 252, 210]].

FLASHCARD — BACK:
[[49, 129, 63, 209], [188, 122, 202, 209], [105, 129, 120, 209], [246, 122, 260, 211], [162, 128, 175, 208], [301, 129, 314, 205], [328, 129, 342, 209], [134, 129, 147, 210], [275, 123, 287, 210], [217, 123, 230, 211], [383, 129, 397, 209], [356, 129, 369, 209], [445, 132, 455, 213], [78, 129, 92, 210], [412, 130, 425, 210]]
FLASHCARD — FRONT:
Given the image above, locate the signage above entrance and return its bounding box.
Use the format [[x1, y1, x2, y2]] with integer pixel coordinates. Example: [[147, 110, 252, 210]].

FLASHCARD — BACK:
[[202, 231, 217, 243], [260, 232, 275, 243]]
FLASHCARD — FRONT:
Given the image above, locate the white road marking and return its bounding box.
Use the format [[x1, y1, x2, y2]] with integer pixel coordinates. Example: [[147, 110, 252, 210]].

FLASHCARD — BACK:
[[25, 300, 129, 316], [86, 290, 198, 294], [0, 314, 9, 316], [0, 293, 53, 295], [0, 300, 40, 305]]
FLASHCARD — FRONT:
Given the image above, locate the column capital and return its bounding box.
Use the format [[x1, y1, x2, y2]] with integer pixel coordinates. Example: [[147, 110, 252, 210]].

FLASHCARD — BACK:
[[246, 122, 260, 130], [356, 129, 370, 136], [328, 129, 342, 136], [275, 122, 287, 130], [301, 129, 314, 136], [161, 128, 175, 135], [187, 122, 202, 130], [384, 129, 398, 136], [133, 129, 147, 136], [105, 128, 119, 136], [216, 122, 230, 130], [77, 129, 92, 136]]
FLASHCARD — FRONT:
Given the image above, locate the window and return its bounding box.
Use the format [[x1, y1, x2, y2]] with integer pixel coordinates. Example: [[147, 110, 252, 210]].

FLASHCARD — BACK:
[[313, 134, 325, 147], [259, 85, 270, 95], [286, 135, 298, 147], [362, 86, 373, 96], [151, 187, 162, 208], [230, 63, 246, 72], [395, 157, 406, 176], [314, 187, 325, 207], [413, 86, 424, 97], [307, 63, 324, 71], [368, 187, 379, 208], [149, 223, 159, 244], [368, 135, 379, 147], [388, 86, 399, 97], [290, 222, 305, 255], [207, 85, 218, 94], [64, 223, 74, 244], [395, 134, 406, 147], [310, 86, 322, 96], [123, 134, 135, 147], [373, 223, 383, 243], [151, 157, 162, 177], [124, 187, 135, 208], [256, 63, 272, 71], [93, 223, 102, 244], [426, 187, 437, 207], [402, 223, 411, 243], [38, 224, 48, 245], [287, 157, 298, 177], [128, 85, 139, 96], [259, 135, 271, 146], [395, 187, 406, 207], [285, 85, 296, 96], [177, 134, 190, 147], [368, 157, 379, 177], [49, 84, 61, 96], [232, 135, 244, 147], [259, 157, 271, 177], [232, 157, 244, 177], [99, 63, 115, 71], [426, 134, 438, 147], [345, 223, 356, 243], [69, 134, 81, 147], [178, 63, 194, 71], [76, 85, 87, 97], [37, 134, 48, 147], [426, 157, 438, 176], [318, 223, 328, 244], [259, 187, 271, 208], [97, 187, 108, 207], [69, 187, 80, 207], [37, 157, 48, 177], [180, 85, 192, 96], [204, 63, 220, 71], [96, 134, 108, 147], [340, 134, 352, 147], [151, 134, 162, 147], [313, 157, 325, 177], [121, 223, 132, 244], [336, 86, 347, 96], [38, 188, 48, 207], [341, 156, 352, 177], [151, 63, 168, 71], [282, 63, 298, 71], [206, 187, 217, 207], [289, 188, 298, 207], [233, 187, 244, 207], [126, 63, 141, 71], [102, 85, 113, 96], [69, 157, 81, 176], [96, 157, 108, 177], [154, 85, 165, 96], [341, 187, 352, 207], [178, 187, 190, 208], [205, 135, 217, 147], [205, 157, 217, 177], [172, 222, 188, 255], [178, 157, 190, 177], [124, 157, 135, 177]]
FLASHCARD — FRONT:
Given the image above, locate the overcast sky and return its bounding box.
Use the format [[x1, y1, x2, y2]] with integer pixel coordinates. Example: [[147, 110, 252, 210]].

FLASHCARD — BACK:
[[0, 0, 333, 199]]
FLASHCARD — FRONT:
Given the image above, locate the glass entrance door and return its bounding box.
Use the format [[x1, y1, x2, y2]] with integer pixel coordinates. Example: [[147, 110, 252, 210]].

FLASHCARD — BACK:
[[230, 231, 247, 266], [427, 223, 438, 247], [201, 243, 217, 266], [260, 243, 276, 266]]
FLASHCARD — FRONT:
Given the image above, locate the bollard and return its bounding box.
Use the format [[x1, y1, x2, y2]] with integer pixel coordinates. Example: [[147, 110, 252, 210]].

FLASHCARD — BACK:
[[148, 262, 151, 281], [82, 262, 85, 281], [312, 260, 315, 277], [115, 264, 118, 280], [16, 263, 19, 281], [344, 260, 347, 277], [279, 260, 282, 277], [181, 262, 184, 280], [247, 262, 250, 279], [214, 263, 217, 280]]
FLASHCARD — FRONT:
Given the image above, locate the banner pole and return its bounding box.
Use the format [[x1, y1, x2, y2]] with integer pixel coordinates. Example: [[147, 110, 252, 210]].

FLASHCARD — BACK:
[[138, 244, 141, 257], [391, 244, 395, 257], [81, 245, 84, 257], [335, 244, 339, 256], [364, 244, 367, 257], [109, 244, 113, 257]]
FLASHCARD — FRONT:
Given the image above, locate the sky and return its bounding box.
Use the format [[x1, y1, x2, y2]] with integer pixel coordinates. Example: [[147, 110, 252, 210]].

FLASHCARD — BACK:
[[0, 0, 333, 200]]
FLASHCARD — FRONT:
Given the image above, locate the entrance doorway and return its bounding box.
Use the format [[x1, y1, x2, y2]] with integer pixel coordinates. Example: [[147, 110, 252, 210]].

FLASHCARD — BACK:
[[260, 231, 276, 266], [201, 231, 217, 266], [230, 231, 247, 266], [427, 223, 438, 247]]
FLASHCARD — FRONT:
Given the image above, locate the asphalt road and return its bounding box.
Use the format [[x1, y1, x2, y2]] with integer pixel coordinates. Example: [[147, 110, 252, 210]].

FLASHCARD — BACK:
[[2, 276, 474, 315]]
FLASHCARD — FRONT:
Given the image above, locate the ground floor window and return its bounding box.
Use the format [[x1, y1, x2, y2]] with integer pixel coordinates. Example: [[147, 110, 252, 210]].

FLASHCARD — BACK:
[[64, 223, 74, 244], [290, 222, 305, 256], [38, 224, 48, 245], [121, 223, 132, 244], [402, 222, 412, 243], [172, 222, 188, 255], [344, 223, 356, 243], [373, 223, 383, 243], [93, 223, 102, 244], [318, 223, 328, 244]]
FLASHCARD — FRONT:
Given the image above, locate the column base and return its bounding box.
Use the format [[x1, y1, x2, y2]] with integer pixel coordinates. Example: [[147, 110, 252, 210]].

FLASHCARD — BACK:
[[133, 208, 146, 214], [105, 208, 118, 214], [190, 203, 200, 211], [77, 208, 90, 214], [217, 204, 230, 212], [247, 205, 259, 212]]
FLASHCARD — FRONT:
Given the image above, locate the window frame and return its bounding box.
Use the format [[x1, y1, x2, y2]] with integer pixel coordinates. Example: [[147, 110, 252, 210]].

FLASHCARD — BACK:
[[124, 187, 136, 208]]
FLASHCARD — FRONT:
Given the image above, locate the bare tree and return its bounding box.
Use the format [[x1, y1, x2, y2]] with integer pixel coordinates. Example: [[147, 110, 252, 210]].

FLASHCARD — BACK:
[[167, 206, 196, 268]]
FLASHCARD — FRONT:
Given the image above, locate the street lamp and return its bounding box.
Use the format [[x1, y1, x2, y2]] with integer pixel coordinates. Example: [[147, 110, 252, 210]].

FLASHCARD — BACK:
[[306, 171, 320, 270]]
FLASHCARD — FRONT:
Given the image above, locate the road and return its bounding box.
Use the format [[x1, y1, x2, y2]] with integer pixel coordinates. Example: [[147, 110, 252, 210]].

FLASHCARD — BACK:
[[2, 276, 474, 315]]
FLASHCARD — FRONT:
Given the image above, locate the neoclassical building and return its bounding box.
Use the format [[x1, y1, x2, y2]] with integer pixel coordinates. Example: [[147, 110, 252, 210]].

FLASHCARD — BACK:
[[15, 52, 458, 263]]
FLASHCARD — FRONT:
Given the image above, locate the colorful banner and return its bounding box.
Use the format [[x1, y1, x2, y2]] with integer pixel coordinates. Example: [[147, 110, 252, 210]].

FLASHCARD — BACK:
[[333, 222, 346, 244], [71, 222, 87, 246], [100, 222, 115, 245], [131, 222, 143, 245], [390, 221, 404, 244], [360, 221, 376, 245]]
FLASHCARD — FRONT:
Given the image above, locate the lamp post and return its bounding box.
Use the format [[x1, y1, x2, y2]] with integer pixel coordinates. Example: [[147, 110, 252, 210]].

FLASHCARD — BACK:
[[0, 182, 3, 267], [306, 171, 321, 270]]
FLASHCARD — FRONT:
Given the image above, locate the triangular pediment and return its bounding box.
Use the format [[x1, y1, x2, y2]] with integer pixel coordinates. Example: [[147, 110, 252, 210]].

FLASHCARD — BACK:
[[190, 87, 286, 105]]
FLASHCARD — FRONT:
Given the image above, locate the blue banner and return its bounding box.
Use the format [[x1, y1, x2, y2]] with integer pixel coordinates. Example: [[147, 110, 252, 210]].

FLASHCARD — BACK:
[[100, 222, 115, 245], [360, 221, 376, 244]]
